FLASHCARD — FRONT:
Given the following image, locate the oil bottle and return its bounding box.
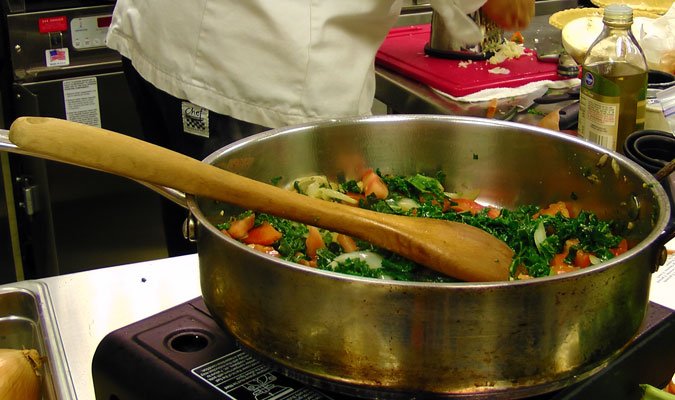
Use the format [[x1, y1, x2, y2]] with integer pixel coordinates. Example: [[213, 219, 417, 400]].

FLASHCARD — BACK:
[[578, 4, 648, 153]]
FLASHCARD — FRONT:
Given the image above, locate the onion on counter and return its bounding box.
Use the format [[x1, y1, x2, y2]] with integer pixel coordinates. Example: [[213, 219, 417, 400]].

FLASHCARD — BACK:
[[0, 348, 42, 400], [560, 14, 658, 64]]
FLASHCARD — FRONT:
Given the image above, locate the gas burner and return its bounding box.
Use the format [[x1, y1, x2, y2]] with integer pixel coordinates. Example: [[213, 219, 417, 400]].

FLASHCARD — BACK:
[[92, 297, 350, 400], [92, 298, 675, 400]]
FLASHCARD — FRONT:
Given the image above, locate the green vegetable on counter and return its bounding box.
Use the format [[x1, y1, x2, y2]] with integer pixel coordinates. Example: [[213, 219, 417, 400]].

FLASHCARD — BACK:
[[640, 384, 675, 400]]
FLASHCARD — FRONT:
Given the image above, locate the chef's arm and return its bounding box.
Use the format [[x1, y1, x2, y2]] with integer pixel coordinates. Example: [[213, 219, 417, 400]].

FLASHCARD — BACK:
[[481, 0, 535, 31]]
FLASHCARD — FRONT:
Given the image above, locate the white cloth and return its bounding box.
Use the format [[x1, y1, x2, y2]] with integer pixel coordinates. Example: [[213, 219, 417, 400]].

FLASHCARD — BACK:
[[434, 78, 581, 102], [106, 0, 403, 128]]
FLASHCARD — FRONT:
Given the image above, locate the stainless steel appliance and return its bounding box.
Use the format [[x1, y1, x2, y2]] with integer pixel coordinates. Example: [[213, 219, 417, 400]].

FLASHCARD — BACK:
[[0, 0, 166, 281], [91, 296, 675, 400]]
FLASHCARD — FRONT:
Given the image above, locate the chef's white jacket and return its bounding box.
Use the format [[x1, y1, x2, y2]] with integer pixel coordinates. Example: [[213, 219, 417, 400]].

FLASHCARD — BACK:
[[106, 0, 404, 128]]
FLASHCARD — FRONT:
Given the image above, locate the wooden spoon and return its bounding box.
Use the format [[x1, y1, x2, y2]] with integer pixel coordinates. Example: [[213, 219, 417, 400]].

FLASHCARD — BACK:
[[8, 116, 514, 282]]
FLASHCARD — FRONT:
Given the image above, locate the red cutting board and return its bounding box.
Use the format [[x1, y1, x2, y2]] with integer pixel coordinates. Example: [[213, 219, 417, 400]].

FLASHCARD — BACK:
[[376, 24, 562, 97]]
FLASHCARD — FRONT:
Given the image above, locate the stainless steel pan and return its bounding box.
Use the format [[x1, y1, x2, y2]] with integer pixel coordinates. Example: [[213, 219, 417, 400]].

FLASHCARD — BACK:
[[188, 115, 671, 398], [1, 115, 671, 398]]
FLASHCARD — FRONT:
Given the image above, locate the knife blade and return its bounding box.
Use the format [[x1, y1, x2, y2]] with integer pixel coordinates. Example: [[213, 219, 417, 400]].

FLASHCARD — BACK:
[[533, 85, 580, 104], [502, 86, 549, 121]]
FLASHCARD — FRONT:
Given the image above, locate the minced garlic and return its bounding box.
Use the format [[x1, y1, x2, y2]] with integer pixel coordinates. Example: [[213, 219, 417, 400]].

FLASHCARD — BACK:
[[488, 41, 525, 64], [488, 67, 510, 74]]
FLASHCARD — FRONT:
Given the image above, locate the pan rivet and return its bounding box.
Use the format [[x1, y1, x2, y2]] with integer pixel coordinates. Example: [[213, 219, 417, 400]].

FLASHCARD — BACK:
[[183, 213, 197, 242], [653, 247, 668, 272]]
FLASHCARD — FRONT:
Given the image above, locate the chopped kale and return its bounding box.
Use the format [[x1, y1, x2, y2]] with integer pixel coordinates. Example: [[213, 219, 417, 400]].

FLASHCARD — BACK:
[[256, 213, 308, 258], [379, 254, 417, 281], [221, 169, 627, 281], [406, 173, 444, 196], [315, 247, 339, 269], [382, 174, 413, 198], [339, 179, 361, 194], [321, 255, 383, 279], [369, 199, 397, 214]]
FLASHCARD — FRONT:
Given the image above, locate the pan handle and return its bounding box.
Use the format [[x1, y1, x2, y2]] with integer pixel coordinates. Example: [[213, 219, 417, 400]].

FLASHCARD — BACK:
[[134, 182, 188, 208], [655, 172, 675, 246], [623, 129, 675, 247], [0, 128, 189, 209]]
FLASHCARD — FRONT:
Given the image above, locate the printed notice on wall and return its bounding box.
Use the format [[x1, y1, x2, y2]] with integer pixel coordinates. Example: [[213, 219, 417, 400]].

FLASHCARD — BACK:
[[63, 77, 101, 127]]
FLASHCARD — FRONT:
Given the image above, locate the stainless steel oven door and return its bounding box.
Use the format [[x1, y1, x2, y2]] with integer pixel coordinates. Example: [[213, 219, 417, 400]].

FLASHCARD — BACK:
[[8, 71, 167, 278]]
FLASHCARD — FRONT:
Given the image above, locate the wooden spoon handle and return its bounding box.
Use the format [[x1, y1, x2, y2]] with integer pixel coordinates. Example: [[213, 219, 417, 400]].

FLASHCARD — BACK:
[[8, 117, 363, 226], [9, 117, 512, 282]]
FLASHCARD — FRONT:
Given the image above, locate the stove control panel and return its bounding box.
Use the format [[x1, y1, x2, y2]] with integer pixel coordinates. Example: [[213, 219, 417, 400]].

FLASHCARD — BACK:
[[70, 14, 112, 50], [5, 5, 121, 81]]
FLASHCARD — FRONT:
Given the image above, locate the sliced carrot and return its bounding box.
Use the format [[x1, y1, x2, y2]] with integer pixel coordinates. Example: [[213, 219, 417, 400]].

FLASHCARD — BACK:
[[611, 238, 628, 257], [449, 198, 485, 215], [423, 196, 451, 212], [446, 198, 499, 218], [227, 213, 255, 239], [306, 226, 325, 259], [361, 168, 389, 199], [243, 222, 282, 245], [550, 253, 569, 269], [550, 239, 575, 269], [550, 238, 591, 271], [298, 259, 311, 267], [337, 234, 358, 253], [534, 201, 570, 219], [487, 207, 501, 219], [551, 263, 578, 275], [441, 197, 452, 212], [514, 264, 531, 280], [247, 243, 281, 257], [574, 249, 592, 268], [510, 31, 524, 44], [486, 98, 498, 119]]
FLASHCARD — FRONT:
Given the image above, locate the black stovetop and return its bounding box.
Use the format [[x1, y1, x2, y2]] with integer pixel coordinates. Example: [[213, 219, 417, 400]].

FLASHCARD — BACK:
[[91, 297, 675, 400]]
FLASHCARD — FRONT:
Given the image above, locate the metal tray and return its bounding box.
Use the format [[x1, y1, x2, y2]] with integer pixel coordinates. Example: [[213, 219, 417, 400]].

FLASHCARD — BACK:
[[0, 282, 76, 399]]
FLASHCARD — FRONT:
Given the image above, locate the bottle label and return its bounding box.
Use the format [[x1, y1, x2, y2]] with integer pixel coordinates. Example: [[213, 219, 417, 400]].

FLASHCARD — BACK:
[[578, 71, 621, 150]]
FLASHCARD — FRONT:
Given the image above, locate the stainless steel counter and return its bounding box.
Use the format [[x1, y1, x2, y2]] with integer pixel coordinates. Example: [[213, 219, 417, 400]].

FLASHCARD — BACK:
[[40, 255, 201, 399], [16, 255, 202, 400]]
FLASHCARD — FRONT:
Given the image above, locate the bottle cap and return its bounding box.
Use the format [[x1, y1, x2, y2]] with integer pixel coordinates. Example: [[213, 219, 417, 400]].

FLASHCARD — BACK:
[[603, 4, 633, 24]]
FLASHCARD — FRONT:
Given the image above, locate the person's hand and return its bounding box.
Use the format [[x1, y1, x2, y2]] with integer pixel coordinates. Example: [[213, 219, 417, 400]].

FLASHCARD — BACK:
[[481, 0, 534, 31], [658, 50, 675, 75]]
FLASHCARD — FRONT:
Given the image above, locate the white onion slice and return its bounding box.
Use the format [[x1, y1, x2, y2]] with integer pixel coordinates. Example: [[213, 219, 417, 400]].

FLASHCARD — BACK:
[[330, 251, 383, 270], [534, 221, 546, 252]]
